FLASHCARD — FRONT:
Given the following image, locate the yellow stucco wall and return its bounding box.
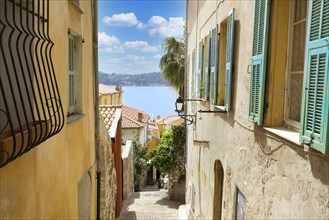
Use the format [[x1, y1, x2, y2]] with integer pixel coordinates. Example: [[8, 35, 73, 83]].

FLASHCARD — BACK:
[[99, 92, 122, 105], [0, 1, 96, 219], [157, 124, 165, 136], [147, 137, 158, 152]]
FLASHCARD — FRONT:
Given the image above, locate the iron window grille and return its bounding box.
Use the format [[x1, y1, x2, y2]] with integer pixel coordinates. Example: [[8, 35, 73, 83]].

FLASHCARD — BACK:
[[0, 0, 65, 168]]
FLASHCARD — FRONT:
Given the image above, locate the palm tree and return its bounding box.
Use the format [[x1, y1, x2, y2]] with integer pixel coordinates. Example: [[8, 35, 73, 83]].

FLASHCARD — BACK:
[[159, 37, 185, 93]]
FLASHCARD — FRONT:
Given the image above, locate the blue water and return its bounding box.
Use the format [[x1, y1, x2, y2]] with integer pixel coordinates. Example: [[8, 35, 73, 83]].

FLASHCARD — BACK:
[[122, 86, 178, 118]]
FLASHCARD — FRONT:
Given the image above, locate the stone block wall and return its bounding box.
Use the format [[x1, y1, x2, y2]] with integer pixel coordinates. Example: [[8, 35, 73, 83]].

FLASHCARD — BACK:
[[122, 140, 134, 200], [99, 120, 117, 220]]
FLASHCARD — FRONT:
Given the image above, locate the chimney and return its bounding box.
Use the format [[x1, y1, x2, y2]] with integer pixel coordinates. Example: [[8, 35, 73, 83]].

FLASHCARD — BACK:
[[138, 113, 143, 122]]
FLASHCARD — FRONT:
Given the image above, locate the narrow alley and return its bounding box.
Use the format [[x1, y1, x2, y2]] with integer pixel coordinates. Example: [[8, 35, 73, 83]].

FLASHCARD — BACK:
[[117, 184, 182, 220]]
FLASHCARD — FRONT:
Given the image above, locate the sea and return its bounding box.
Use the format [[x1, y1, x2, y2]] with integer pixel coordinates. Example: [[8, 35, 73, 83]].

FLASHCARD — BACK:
[[122, 86, 178, 119]]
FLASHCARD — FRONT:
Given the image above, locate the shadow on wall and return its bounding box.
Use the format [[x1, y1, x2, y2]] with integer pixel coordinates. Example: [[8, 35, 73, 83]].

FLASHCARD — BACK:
[[253, 125, 329, 185], [309, 154, 329, 185]]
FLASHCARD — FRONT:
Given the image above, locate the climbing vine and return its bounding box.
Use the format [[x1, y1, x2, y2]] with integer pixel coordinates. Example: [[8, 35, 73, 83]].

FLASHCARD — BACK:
[[149, 124, 185, 173], [132, 138, 148, 191]]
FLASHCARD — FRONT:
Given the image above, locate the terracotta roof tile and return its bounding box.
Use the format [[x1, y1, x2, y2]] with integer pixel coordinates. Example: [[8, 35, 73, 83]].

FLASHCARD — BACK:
[[122, 105, 150, 128], [155, 115, 182, 125], [99, 105, 118, 131]]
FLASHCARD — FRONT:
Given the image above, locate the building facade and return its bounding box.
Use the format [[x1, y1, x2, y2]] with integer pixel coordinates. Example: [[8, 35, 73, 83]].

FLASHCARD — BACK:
[[155, 115, 184, 136], [121, 105, 150, 145], [99, 83, 123, 106], [185, 0, 329, 219], [0, 0, 98, 218]]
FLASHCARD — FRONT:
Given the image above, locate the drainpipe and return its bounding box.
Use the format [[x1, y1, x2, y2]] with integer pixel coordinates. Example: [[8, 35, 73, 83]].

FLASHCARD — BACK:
[[91, 0, 101, 219]]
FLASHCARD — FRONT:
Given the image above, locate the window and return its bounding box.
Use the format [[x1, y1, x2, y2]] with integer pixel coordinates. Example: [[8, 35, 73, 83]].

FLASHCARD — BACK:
[[285, 0, 308, 128], [68, 33, 82, 118], [210, 25, 218, 105], [215, 10, 235, 111], [249, 0, 329, 154], [197, 40, 204, 98], [0, 0, 64, 167], [204, 34, 210, 101], [68, 35, 76, 115], [197, 34, 211, 101]]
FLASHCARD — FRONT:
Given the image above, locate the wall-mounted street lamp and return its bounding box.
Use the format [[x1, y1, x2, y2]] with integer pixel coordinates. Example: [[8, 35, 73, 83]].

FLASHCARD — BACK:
[[175, 96, 227, 125], [175, 96, 198, 125]]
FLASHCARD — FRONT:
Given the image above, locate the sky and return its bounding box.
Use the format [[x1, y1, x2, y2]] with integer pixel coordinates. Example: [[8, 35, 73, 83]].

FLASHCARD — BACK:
[[98, 0, 186, 74]]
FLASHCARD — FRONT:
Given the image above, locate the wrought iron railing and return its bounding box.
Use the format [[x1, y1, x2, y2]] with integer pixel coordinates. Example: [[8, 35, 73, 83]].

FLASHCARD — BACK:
[[0, 0, 64, 167]]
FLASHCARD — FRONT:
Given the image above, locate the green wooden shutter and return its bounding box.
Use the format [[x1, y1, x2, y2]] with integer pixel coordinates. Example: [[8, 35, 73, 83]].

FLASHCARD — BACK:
[[197, 40, 203, 98], [248, 0, 271, 125], [68, 35, 76, 114], [191, 49, 196, 112], [210, 25, 218, 105], [224, 9, 235, 111], [300, 0, 329, 154], [204, 33, 211, 101]]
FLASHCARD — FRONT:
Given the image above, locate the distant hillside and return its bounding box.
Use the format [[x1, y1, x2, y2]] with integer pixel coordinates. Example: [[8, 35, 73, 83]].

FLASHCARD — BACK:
[[99, 72, 169, 86]]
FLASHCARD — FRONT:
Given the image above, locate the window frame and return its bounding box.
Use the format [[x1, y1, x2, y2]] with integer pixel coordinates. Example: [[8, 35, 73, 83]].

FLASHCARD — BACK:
[[284, 0, 309, 130], [67, 32, 83, 120], [68, 34, 76, 116]]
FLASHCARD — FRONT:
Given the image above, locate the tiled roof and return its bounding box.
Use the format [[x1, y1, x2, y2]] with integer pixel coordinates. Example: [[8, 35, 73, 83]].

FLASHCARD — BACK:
[[99, 84, 120, 95], [99, 106, 118, 130], [122, 105, 150, 128], [165, 117, 184, 130], [155, 115, 182, 125], [122, 115, 141, 128]]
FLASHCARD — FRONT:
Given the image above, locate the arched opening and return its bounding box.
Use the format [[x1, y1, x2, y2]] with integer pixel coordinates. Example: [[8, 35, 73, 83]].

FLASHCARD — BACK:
[[213, 159, 224, 219]]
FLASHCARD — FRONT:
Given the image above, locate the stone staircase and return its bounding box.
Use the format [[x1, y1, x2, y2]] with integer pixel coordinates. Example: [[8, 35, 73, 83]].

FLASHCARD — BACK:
[[146, 176, 155, 185]]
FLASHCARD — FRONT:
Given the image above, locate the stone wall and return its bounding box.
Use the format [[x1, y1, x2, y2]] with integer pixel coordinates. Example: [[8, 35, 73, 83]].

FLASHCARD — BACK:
[[122, 140, 134, 200], [169, 154, 186, 203], [99, 120, 117, 220]]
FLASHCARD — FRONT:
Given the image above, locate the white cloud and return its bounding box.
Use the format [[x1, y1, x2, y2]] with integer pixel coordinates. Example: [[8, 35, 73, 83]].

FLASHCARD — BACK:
[[98, 32, 125, 54], [123, 41, 160, 53], [123, 41, 148, 49], [102, 12, 142, 27], [100, 55, 159, 74], [99, 46, 125, 54], [148, 16, 167, 26], [153, 54, 162, 59], [147, 16, 184, 38], [98, 32, 120, 46], [108, 55, 147, 64]]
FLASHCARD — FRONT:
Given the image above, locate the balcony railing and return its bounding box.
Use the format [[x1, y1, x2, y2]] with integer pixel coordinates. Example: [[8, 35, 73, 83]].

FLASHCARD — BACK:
[[0, 0, 64, 167]]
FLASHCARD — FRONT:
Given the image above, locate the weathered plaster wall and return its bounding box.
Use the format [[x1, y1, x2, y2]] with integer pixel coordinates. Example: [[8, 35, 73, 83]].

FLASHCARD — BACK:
[[185, 0, 329, 219], [0, 1, 97, 219], [122, 126, 148, 146], [99, 121, 117, 220], [122, 140, 134, 200], [122, 128, 139, 143]]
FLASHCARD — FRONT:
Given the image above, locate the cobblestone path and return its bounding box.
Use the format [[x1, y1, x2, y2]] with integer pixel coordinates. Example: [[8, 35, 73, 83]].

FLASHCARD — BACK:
[[117, 184, 182, 220]]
